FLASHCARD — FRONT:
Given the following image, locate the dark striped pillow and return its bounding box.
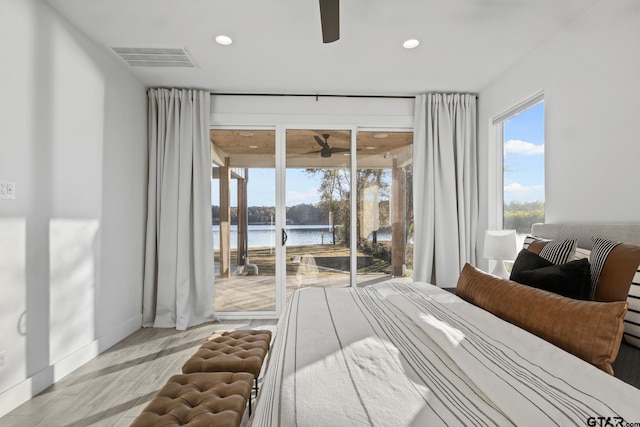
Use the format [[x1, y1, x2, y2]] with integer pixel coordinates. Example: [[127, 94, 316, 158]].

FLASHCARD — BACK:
[[522, 236, 577, 264], [538, 238, 577, 265], [589, 237, 640, 349], [625, 267, 640, 348], [589, 237, 619, 299]]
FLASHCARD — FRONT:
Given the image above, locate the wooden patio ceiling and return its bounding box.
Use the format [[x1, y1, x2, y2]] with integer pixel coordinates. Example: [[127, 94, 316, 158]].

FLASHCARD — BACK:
[[210, 129, 413, 168]]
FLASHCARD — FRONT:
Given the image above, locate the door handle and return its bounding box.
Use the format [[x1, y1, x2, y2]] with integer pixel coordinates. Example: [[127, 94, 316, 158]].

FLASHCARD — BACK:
[[282, 229, 288, 246]]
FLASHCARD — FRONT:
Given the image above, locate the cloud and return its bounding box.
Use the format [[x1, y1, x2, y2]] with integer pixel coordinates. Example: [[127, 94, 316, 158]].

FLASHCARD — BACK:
[[504, 139, 544, 156], [504, 182, 528, 195], [504, 182, 544, 197]]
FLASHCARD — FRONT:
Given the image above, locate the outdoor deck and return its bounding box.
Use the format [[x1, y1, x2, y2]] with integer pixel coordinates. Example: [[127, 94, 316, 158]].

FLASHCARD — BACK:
[[213, 244, 413, 313], [214, 271, 412, 312]]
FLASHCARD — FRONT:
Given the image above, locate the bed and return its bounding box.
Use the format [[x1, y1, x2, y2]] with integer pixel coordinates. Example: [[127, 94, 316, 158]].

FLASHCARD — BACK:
[[530, 224, 640, 389], [250, 224, 640, 426]]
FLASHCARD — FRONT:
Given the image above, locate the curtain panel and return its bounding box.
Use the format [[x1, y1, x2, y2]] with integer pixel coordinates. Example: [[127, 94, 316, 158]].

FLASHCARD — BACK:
[[143, 88, 216, 330], [413, 93, 478, 287]]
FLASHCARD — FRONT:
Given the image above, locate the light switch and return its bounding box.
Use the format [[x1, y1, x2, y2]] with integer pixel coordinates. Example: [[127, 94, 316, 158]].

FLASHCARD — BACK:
[[0, 182, 7, 199]]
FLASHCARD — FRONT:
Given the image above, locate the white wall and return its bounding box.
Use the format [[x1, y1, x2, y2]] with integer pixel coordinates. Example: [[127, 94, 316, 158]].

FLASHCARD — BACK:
[[210, 94, 415, 127], [0, 0, 146, 416], [477, 0, 640, 263]]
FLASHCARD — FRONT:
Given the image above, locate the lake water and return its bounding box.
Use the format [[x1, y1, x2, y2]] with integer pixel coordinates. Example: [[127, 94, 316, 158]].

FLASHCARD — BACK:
[[214, 225, 523, 253], [213, 224, 392, 249]]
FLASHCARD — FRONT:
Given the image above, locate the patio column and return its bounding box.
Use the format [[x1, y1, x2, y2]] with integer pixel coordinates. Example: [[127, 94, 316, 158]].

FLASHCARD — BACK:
[[237, 169, 248, 266], [219, 157, 231, 278], [391, 159, 406, 276]]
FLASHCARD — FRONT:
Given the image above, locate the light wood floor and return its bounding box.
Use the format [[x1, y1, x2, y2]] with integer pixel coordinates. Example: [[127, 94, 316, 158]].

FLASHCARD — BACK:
[[1, 272, 411, 426], [0, 319, 276, 427]]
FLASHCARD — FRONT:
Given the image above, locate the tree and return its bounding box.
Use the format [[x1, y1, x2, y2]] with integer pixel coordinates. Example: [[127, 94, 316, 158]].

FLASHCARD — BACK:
[[305, 168, 390, 247], [286, 203, 326, 225], [305, 168, 350, 244], [356, 169, 389, 246], [504, 201, 545, 233]]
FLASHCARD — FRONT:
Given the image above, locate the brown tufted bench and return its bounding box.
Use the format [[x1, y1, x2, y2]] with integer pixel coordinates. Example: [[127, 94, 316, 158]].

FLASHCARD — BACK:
[[182, 331, 272, 384], [130, 372, 253, 427], [181, 330, 272, 399]]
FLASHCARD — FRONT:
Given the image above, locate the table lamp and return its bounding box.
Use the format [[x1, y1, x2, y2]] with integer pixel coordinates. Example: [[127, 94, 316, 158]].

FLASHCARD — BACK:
[[483, 230, 517, 279]]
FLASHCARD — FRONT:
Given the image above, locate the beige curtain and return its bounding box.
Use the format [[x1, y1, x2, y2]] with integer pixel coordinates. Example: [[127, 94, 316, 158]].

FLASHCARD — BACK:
[[143, 88, 216, 330]]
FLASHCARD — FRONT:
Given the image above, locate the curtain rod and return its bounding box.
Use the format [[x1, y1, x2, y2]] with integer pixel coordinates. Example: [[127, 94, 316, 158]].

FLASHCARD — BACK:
[[148, 89, 476, 99], [208, 92, 477, 100], [209, 92, 416, 100]]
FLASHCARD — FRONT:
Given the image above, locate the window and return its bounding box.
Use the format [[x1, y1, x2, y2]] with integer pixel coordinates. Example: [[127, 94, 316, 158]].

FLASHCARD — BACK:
[[499, 98, 545, 248]]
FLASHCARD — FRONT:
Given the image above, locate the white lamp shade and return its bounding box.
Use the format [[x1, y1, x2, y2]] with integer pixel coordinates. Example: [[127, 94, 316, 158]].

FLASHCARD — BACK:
[[483, 230, 517, 260]]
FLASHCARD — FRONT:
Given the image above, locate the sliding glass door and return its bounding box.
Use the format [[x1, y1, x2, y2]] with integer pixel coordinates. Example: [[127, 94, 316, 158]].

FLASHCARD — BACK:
[[210, 126, 413, 317], [285, 129, 352, 296], [283, 128, 414, 293], [210, 129, 277, 313], [355, 131, 414, 285]]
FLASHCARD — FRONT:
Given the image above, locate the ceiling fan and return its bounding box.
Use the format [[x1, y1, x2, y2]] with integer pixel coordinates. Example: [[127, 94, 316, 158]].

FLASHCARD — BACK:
[[311, 134, 349, 158], [319, 0, 339, 43]]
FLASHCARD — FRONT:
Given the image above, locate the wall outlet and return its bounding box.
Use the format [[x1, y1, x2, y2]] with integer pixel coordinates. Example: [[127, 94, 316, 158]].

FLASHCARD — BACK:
[[0, 351, 6, 369], [0, 181, 16, 199]]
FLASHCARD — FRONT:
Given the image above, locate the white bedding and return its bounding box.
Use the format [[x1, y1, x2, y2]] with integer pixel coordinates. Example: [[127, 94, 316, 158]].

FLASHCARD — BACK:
[[250, 282, 640, 426]]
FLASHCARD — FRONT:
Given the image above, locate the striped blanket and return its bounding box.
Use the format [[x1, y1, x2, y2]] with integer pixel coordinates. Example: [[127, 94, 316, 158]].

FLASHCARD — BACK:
[[250, 282, 640, 426]]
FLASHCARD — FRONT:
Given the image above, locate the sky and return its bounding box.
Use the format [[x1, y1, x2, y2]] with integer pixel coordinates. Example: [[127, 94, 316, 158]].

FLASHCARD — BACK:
[[212, 169, 322, 207], [503, 102, 545, 204], [212, 103, 545, 207]]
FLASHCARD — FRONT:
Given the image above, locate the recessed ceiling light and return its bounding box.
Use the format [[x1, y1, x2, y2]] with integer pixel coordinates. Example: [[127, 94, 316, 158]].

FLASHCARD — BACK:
[[238, 131, 254, 137], [402, 39, 420, 49], [365, 146, 376, 150], [374, 133, 389, 139], [215, 35, 233, 46], [248, 145, 259, 149]]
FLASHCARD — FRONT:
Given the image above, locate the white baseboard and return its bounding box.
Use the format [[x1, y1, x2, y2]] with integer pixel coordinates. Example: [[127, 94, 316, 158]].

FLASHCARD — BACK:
[[0, 366, 52, 419], [0, 314, 141, 418], [97, 314, 142, 355]]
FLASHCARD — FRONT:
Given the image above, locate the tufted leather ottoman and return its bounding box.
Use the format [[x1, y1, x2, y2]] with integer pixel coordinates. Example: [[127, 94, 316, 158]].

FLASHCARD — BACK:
[[130, 372, 253, 427], [182, 330, 272, 380], [181, 329, 273, 412]]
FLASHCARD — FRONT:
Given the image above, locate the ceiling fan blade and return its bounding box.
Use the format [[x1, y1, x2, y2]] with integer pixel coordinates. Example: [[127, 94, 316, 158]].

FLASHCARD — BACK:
[[319, 0, 339, 43], [314, 135, 329, 148], [329, 147, 350, 153]]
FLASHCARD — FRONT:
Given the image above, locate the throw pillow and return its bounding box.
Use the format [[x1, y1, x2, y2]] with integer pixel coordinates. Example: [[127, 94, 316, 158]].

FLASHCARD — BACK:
[[624, 267, 640, 348], [510, 249, 591, 300], [456, 264, 628, 375], [511, 248, 554, 272], [528, 238, 577, 265], [590, 237, 640, 302]]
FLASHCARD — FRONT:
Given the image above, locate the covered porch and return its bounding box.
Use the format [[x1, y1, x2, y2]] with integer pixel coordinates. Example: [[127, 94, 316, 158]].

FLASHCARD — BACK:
[[210, 128, 414, 313]]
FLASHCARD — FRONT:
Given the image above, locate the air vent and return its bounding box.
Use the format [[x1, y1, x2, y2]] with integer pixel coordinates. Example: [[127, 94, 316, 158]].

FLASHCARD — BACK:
[[109, 46, 197, 68]]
